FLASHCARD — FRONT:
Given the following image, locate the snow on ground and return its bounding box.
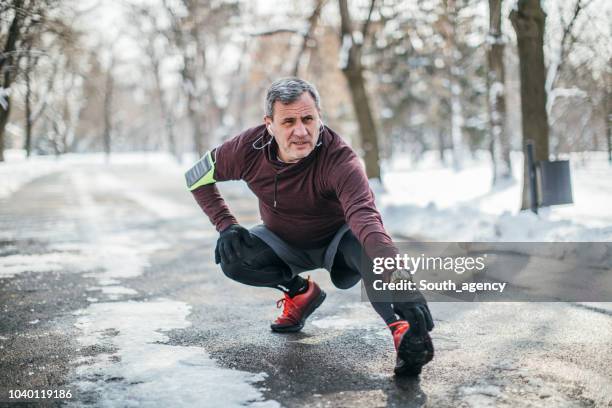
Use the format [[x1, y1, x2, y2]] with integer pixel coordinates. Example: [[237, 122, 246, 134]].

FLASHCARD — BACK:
[[0, 149, 185, 200], [0, 252, 86, 278], [379, 150, 612, 242], [311, 303, 381, 330], [0, 150, 66, 199], [2, 148, 611, 243]]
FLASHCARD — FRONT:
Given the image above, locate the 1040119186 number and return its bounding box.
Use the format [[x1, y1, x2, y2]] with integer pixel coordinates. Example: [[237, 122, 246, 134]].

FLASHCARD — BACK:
[[8, 389, 72, 399]]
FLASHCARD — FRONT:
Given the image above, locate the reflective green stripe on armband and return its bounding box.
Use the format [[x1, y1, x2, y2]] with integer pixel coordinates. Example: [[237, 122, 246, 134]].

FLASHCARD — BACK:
[[185, 150, 216, 191]]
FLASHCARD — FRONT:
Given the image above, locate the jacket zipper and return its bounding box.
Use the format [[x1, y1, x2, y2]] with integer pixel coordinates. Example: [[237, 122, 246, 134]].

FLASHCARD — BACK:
[[273, 173, 278, 208]]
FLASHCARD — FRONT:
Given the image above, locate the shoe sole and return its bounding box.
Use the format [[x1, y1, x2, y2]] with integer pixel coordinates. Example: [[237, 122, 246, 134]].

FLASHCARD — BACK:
[[394, 333, 434, 377], [271, 290, 327, 333]]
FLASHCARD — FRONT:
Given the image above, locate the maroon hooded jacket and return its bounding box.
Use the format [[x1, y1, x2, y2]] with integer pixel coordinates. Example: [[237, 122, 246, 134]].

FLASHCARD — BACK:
[[191, 124, 398, 260]]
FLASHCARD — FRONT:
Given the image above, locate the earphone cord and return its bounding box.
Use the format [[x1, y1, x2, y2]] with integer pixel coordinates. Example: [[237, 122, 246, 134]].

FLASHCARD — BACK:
[[252, 133, 273, 150]]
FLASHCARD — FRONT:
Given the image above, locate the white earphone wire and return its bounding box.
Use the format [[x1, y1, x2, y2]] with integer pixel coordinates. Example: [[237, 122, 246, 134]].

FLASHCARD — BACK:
[[252, 129, 273, 150]]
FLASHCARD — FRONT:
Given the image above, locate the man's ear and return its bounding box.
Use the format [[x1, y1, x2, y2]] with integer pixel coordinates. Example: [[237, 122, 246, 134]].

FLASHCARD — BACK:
[[264, 116, 274, 135]]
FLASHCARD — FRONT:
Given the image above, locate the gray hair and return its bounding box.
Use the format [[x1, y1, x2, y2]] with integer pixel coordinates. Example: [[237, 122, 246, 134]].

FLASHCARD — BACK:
[[264, 77, 321, 118]]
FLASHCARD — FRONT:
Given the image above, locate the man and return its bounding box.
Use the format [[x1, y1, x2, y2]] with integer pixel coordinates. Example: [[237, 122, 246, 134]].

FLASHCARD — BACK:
[[185, 77, 434, 376]]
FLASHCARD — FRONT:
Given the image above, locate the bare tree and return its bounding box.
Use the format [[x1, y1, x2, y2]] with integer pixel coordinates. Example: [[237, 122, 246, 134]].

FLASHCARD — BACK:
[[338, 0, 381, 180], [487, 0, 512, 183], [102, 51, 115, 160], [440, 0, 465, 171], [545, 0, 592, 118], [23, 40, 36, 157], [0, 0, 25, 162], [162, 0, 205, 156], [607, 68, 611, 163], [128, 4, 178, 160], [1, 0, 79, 159], [293, 0, 326, 77], [21, 17, 64, 156], [510, 0, 549, 210], [22, 49, 60, 155], [161, 0, 238, 156]]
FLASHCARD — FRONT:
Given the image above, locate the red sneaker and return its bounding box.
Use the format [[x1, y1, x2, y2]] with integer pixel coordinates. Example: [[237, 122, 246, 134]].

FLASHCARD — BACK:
[[271, 278, 326, 333], [388, 320, 434, 376]]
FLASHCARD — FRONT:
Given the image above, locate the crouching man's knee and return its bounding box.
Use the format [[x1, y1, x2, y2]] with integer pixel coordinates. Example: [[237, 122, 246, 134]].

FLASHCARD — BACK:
[[220, 261, 247, 283]]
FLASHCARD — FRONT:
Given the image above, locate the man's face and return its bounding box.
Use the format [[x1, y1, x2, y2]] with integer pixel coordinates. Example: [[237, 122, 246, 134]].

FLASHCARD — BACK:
[[264, 92, 321, 163]]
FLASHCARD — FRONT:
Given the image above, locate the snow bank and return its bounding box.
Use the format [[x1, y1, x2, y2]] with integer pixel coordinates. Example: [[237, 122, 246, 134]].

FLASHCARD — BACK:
[[378, 150, 612, 242], [383, 203, 612, 242], [0, 150, 186, 200], [0, 150, 66, 199]]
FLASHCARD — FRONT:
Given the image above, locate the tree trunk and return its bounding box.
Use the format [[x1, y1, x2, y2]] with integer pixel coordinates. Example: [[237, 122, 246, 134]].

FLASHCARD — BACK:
[[450, 84, 464, 171], [345, 69, 381, 180], [151, 57, 178, 160], [103, 63, 114, 160], [186, 84, 204, 156], [183, 21, 204, 156], [438, 129, 446, 164], [338, 0, 381, 180], [606, 98, 612, 164], [24, 46, 33, 157], [0, 100, 9, 162], [607, 73, 611, 164], [487, 0, 512, 183], [162, 0, 205, 156], [442, 0, 465, 171], [189, 7, 208, 156], [0, 0, 24, 162], [510, 0, 549, 210]]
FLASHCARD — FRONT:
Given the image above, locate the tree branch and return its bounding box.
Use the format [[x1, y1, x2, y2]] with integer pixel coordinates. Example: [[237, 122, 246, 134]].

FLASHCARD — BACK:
[[293, 0, 326, 76], [361, 0, 376, 47], [249, 28, 300, 37]]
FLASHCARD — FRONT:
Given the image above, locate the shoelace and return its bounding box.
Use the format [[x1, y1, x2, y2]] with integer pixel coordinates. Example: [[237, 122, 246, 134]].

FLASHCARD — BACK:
[[276, 294, 299, 321], [388, 320, 410, 348], [389, 320, 410, 333]]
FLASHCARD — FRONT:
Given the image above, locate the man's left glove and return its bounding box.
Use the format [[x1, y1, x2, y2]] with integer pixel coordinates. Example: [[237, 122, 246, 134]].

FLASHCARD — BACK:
[[214, 224, 255, 265], [393, 302, 434, 336], [390, 269, 434, 335]]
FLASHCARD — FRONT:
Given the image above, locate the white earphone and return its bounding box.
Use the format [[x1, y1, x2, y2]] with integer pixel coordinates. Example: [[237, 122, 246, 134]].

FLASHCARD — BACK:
[[316, 119, 324, 146]]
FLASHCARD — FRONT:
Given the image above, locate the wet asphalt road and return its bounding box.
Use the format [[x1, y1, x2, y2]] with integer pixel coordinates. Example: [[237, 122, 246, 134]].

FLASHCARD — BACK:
[[0, 162, 611, 407]]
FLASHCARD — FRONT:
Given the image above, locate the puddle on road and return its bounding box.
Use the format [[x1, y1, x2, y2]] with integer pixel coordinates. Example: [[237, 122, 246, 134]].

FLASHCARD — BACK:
[[69, 299, 279, 407]]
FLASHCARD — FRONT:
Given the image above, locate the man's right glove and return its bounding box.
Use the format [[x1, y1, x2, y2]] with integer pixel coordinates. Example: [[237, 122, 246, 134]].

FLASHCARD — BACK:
[[214, 224, 254, 265]]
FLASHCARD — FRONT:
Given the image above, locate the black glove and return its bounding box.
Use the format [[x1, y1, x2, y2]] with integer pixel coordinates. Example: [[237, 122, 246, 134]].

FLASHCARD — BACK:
[[388, 269, 434, 335], [214, 224, 254, 265], [393, 302, 434, 336]]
